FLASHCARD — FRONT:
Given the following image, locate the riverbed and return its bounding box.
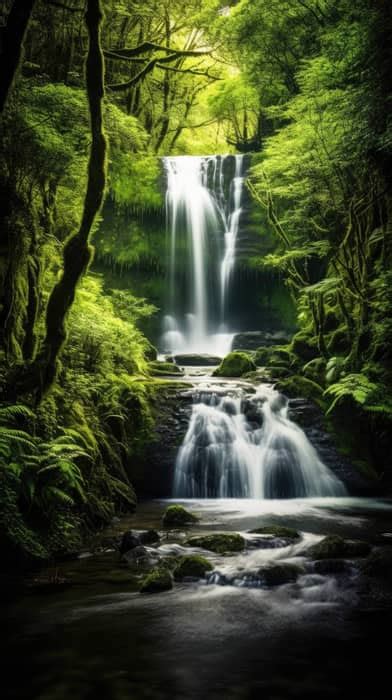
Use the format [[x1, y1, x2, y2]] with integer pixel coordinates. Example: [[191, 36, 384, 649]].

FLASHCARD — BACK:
[[4, 496, 392, 700]]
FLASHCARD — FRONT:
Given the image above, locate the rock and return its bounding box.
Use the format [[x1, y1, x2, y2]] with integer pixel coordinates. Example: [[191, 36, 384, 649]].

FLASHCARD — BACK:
[[308, 535, 371, 560], [313, 559, 350, 575], [275, 375, 324, 402], [120, 531, 141, 554], [249, 525, 300, 539], [213, 351, 256, 377], [258, 563, 303, 586], [122, 545, 149, 564], [174, 555, 213, 580], [139, 529, 160, 545], [290, 332, 319, 361], [360, 549, 392, 578], [148, 361, 183, 376], [162, 504, 198, 527], [140, 568, 173, 594], [173, 354, 222, 366], [233, 331, 291, 351], [186, 533, 245, 554]]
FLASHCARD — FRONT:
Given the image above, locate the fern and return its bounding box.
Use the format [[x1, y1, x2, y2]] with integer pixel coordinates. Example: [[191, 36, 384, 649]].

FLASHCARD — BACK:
[[324, 373, 379, 414]]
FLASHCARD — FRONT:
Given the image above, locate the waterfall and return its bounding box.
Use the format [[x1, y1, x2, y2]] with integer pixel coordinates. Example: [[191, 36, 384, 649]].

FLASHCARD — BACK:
[[173, 385, 346, 499], [161, 155, 245, 356]]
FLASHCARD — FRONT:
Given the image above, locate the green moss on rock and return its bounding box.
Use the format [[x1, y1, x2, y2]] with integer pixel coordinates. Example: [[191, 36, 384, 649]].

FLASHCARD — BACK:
[[174, 555, 213, 580], [275, 375, 324, 402], [148, 361, 183, 376], [290, 332, 319, 361], [140, 567, 173, 593], [249, 525, 300, 539], [162, 504, 198, 527], [308, 535, 371, 560], [213, 352, 256, 377], [186, 533, 245, 553]]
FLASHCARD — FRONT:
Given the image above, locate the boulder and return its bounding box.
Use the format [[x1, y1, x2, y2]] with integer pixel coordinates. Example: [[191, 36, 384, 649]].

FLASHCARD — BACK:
[[162, 504, 198, 527], [173, 354, 222, 366], [308, 535, 371, 560], [213, 351, 256, 377], [140, 568, 173, 594], [120, 531, 141, 554], [174, 555, 213, 580], [249, 525, 300, 539], [186, 533, 245, 554], [233, 331, 291, 351], [313, 559, 350, 575]]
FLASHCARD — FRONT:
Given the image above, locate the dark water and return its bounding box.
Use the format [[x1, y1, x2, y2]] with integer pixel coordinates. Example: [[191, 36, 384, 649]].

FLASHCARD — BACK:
[[3, 498, 392, 700]]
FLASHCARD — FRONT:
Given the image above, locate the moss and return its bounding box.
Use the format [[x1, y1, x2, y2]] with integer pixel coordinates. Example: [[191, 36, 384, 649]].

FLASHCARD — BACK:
[[266, 365, 292, 379], [290, 332, 319, 361], [148, 361, 183, 376], [249, 525, 300, 539], [258, 563, 303, 585], [213, 351, 256, 377], [186, 533, 245, 553], [253, 346, 272, 366], [308, 535, 371, 560], [140, 567, 173, 593], [174, 555, 213, 580], [275, 375, 324, 403], [303, 357, 327, 386], [162, 504, 198, 527]]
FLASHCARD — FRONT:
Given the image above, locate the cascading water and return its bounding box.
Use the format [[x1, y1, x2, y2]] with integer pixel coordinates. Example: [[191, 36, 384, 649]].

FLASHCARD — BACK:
[[161, 155, 244, 356], [173, 385, 346, 499]]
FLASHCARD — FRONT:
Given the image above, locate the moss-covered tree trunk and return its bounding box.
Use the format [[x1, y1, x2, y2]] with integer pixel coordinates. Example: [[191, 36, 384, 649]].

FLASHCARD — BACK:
[[35, 0, 107, 396], [0, 0, 36, 113]]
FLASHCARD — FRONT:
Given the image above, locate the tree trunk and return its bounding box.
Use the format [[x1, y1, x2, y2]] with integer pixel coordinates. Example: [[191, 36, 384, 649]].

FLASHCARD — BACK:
[[0, 0, 36, 113], [36, 0, 107, 396]]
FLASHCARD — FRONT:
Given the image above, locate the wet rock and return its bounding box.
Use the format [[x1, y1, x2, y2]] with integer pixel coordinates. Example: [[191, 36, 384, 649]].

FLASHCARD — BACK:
[[120, 531, 141, 554], [173, 354, 222, 366], [213, 352, 256, 377], [258, 563, 303, 586], [249, 525, 300, 539], [232, 331, 291, 351], [122, 545, 149, 564], [139, 530, 160, 545], [162, 504, 198, 527], [174, 555, 213, 580], [140, 568, 173, 594], [308, 535, 371, 560], [313, 559, 350, 575], [186, 533, 245, 554]]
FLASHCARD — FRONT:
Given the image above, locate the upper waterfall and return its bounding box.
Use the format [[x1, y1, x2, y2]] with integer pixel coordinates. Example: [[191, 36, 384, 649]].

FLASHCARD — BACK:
[[161, 155, 245, 356]]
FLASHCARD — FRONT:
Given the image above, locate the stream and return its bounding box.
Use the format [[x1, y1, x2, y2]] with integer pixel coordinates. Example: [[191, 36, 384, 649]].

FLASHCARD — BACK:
[[4, 369, 392, 700]]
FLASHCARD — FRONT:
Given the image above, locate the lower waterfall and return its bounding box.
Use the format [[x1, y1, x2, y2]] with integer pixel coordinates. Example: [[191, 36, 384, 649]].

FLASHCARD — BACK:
[[173, 384, 346, 499]]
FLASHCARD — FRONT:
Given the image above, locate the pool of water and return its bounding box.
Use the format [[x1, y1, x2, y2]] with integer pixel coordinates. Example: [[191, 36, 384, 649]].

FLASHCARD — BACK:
[[3, 497, 392, 700]]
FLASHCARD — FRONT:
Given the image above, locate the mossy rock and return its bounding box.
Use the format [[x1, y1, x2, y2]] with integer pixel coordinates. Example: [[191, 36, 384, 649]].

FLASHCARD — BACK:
[[308, 535, 371, 560], [174, 555, 213, 580], [266, 365, 292, 379], [139, 529, 160, 545], [148, 361, 183, 376], [258, 563, 303, 586], [162, 504, 198, 527], [360, 549, 392, 578], [186, 533, 245, 553], [303, 358, 327, 386], [140, 567, 173, 593], [213, 351, 256, 377], [290, 332, 319, 361], [275, 375, 324, 402], [253, 346, 273, 367], [249, 525, 300, 539]]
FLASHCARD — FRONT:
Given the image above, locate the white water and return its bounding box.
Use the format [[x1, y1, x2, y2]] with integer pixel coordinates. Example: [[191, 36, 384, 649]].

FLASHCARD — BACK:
[[173, 384, 346, 499], [161, 155, 244, 356]]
